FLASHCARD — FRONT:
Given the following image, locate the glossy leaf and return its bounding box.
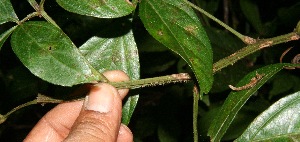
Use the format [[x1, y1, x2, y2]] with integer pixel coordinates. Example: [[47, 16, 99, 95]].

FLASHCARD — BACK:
[[56, 0, 136, 18], [0, 25, 17, 50], [236, 91, 300, 142], [11, 21, 104, 86], [79, 20, 140, 124], [208, 63, 300, 142], [0, 0, 19, 24], [139, 0, 213, 93]]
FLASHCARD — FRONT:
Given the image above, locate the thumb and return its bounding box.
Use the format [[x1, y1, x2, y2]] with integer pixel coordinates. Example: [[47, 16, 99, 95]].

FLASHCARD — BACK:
[[64, 83, 122, 142]]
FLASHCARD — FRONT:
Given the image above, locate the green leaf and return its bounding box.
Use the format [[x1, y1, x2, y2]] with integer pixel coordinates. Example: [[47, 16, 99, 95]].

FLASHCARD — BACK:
[[56, 0, 136, 18], [0, 0, 19, 24], [79, 19, 140, 124], [0, 25, 17, 50], [240, 0, 263, 34], [139, 0, 213, 93], [235, 91, 300, 142], [208, 63, 300, 142], [79, 34, 139, 79], [11, 21, 104, 86], [122, 95, 139, 125]]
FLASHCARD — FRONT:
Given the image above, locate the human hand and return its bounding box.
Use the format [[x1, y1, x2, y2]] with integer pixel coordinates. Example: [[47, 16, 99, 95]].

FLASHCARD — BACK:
[[24, 70, 133, 142]]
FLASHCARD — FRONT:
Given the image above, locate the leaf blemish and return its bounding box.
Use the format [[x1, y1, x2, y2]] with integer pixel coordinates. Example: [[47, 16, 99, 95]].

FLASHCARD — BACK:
[[229, 72, 265, 91], [157, 30, 163, 36], [184, 25, 197, 36]]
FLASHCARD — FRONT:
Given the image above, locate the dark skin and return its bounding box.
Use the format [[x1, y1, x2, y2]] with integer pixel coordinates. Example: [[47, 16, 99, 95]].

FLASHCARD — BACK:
[[24, 70, 133, 142]]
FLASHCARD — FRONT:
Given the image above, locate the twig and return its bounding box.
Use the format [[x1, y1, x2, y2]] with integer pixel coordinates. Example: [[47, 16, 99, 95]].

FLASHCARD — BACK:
[[18, 12, 40, 24], [109, 73, 191, 89], [193, 86, 200, 142], [27, 0, 60, 28], [213, 32, 300, 73]]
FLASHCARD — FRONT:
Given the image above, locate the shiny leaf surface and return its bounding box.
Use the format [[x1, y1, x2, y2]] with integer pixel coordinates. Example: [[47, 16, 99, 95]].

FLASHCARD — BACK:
[[139, 0, 213, 93], [11, 22, 103, 86], [236, 91, 300, 142], [56, 0, 136, 18], [208, 63, 300, 142]]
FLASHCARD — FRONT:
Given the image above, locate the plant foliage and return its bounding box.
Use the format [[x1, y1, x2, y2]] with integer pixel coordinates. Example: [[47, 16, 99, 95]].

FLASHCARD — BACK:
[[0, 0, 299, 141]]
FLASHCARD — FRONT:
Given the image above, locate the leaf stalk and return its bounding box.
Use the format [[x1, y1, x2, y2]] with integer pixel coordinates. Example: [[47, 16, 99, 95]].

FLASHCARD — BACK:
[[27, 0, 60, 28]]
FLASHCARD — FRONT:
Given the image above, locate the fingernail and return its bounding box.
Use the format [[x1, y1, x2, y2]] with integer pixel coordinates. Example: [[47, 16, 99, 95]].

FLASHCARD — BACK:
[[84, 84, 115, 113], [119, 124, 132, 135]]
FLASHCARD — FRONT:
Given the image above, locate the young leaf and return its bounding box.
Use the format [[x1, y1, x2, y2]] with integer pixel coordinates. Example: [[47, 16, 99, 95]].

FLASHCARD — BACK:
[[0, 25, 17, 50], [208, 63, 300, 142], [79, 20, 140, 125], [11, 21, 104, 86], [236, 91, 300, 141], [56, 0, 136, 18], [139, 0, 213, 93], [0, 0, 19, 24]]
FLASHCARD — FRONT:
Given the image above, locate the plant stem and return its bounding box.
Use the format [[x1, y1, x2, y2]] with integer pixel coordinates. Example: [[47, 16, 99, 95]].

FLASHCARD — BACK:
[[27, 0, 60, 28], [39, 9, 60, 28], [184, 0, 256, 44], [27, 0, 39, 11], [18, 12, 40, 24], [110, 73, 191, 89], [193, 86, 200, 142], [213, 32, 300, 73], [1, 100, 37, 124], [1, 29, 299, 124]]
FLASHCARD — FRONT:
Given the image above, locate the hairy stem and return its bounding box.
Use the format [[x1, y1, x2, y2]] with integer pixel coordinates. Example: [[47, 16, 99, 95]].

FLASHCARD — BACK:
[[110, 73, 191, 89], [18, 12, 40, 24], [213, 32, 300, 72], [27, 0, 60, 28], [193, 86, 200, 142], [0, 100, 37, 124], [27, 0, 39, 11], [1, 29, 299, 124]]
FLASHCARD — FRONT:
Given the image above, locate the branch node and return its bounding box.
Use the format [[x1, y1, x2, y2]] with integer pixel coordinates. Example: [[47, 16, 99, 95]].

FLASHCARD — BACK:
[[244, 36, 257, 44]]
